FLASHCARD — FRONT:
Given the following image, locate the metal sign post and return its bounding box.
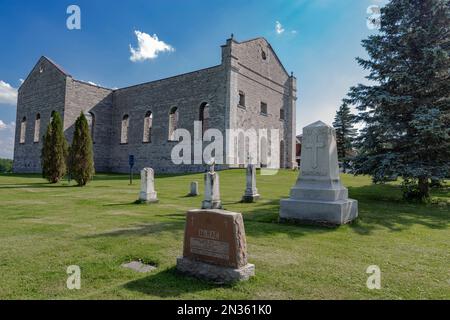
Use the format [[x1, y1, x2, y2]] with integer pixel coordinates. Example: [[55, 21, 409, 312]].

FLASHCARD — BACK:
[[128, 154, 135, 185]]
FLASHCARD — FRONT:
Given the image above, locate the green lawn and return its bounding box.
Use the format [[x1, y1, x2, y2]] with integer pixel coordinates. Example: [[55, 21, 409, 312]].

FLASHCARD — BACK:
[[0, 170, 448, 299]]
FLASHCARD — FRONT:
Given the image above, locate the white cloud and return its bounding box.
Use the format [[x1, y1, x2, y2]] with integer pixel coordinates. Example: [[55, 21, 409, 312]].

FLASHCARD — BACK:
[[129, 30, 174, 62], [0, 120, 15, 159], [291, 30, 298, 34], [0, 80, 18, 105], [275, 21, 285, 35]]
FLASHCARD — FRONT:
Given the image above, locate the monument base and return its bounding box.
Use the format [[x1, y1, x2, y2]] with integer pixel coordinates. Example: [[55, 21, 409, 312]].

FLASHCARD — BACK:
[[201, 200, 222, 209], [241, 194, 260, 203], [138, 191, 158, 203], [279, 198, 358, 226], [176, 257, 255, 283]]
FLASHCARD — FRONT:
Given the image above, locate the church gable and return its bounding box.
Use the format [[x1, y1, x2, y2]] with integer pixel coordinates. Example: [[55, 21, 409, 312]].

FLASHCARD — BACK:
[[233, 37, 290, 86], [19, 56, 68, 94]]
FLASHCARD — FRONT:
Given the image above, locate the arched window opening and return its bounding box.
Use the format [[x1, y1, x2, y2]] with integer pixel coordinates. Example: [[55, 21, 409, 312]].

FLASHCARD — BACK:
[[20, 117, 27, 144], [50, 110, 56, 123], [199, 102, 210, 137], [85, 112, 95, 143], [168, 107, 179, 141], [238, 132, 245, 166], [260, 137, 268, 168], [121, 114, 129, 144], [143, 111, 153, 143], [280, 140, 285, 168], [34, 113, 41, 143]]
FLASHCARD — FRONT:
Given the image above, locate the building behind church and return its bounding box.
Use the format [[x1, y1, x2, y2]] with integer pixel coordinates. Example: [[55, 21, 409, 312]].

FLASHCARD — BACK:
[[13, 36, 297, 174]]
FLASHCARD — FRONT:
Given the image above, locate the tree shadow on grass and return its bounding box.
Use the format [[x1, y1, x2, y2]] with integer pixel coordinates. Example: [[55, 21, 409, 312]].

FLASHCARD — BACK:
[[347, 185, 449, 235], [123, 267, 225, 298], [81, 221, 184, 239], [0, 183, 78, 189]]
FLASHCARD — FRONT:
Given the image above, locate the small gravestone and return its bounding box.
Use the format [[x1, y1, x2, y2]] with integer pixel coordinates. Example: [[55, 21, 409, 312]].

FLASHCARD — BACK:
[[176, 209, 255, 283], [121, 261, 156, 273], [201, 160, 222, 209], [189, 181, 199, 196], [280, 121, 358, 225], [242, 164, 260, 202], [138, 168, 158, 203]]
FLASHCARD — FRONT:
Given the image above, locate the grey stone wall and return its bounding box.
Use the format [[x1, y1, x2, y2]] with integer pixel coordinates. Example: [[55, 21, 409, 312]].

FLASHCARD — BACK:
[[64, 79, 113, 172], [223, 37, 297, 168], [110, 65, 227, 173], [13, 57, 67, 173], [13, 37, 297, 174]]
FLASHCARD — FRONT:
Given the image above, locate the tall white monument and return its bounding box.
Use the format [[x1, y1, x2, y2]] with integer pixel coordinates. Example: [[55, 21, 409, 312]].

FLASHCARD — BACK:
[[242, 164, 260, 202], [202, 159, 222, 209], [280, 121, 358, 225], [138, 168, 158, 203]]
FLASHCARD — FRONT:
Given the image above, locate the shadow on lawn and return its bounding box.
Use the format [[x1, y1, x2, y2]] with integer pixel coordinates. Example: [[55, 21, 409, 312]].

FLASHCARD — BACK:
[[0, 183, 78, 189], [82, 221, 184, 239], [123, 267, 222, 297], [348, 184, 449, 235]]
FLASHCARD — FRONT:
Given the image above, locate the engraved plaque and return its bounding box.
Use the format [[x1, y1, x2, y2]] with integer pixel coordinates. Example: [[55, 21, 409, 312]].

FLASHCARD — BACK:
[[190, 237, 229, 260]]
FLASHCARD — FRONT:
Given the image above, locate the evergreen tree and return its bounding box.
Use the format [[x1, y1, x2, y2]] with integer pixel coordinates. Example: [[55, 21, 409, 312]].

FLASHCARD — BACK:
[[41, 112, 68, 183], [344, 0, 450, 200], [69, 112, 95, 186], [333, 103, 357, 170]]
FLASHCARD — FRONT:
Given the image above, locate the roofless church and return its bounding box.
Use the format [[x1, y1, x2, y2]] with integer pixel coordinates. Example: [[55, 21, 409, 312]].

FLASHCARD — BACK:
[[13, 36, 297, 173]]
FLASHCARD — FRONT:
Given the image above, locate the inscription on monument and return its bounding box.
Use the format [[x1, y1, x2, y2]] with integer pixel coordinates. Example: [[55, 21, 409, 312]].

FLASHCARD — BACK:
[[190, 237, 229, 260]]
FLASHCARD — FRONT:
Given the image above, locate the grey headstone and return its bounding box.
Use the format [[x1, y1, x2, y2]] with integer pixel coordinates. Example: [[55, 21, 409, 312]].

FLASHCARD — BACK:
[[242, 164, 260, 202], [189, 181, 199, 196], [138, 168, 158, 203], [121, 261, 157, 273]]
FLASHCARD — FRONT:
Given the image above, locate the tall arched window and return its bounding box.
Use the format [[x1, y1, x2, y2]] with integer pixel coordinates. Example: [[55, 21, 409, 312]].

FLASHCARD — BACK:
[[34, 113, 41, 143], [238, 132, 245, 165], [121, 114, 129, 144], [199, 102, 210, 137], [168, 107, 179, 141], [280, 140, 285, 168], [85, 112, 95, 142], [50, 110, 56, 123], [143, 111, 153, 143], [20, 117, 27, 144], [260, 136, 268, 167]]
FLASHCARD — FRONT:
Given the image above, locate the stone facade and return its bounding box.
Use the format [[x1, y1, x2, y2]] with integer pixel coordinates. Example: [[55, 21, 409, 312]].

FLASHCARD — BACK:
[[13, 36, 297, 174]]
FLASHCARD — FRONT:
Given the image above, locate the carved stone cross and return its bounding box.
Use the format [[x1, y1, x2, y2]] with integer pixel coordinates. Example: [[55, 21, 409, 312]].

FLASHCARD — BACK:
[[207, 157, 216, 173], [305, 132, 325, 169]]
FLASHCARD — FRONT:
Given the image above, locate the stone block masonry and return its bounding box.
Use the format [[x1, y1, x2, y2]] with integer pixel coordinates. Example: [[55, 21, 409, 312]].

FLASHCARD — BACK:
[[13, 36, 297, 174]]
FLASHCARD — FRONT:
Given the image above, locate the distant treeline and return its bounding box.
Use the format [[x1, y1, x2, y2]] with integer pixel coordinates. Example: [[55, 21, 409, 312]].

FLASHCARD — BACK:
[[0, 158, 13, 173]]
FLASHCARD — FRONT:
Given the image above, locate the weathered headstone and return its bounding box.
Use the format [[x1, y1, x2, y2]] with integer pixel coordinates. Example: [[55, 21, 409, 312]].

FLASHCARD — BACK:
[[138, 168, 158, 203], [201, 160, 222, 209], [280, 121, 358, 225], [242, 164, 260, 202], [176, 209, 255, 283], [189, 181, 199, 196]]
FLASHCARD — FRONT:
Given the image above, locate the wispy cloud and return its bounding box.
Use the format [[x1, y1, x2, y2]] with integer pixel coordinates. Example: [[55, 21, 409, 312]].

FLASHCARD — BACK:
[[0, 120, 15, 159], [0, 80, 18, 105], [275, 21, 285, 35], [129, 30, 174, 62]]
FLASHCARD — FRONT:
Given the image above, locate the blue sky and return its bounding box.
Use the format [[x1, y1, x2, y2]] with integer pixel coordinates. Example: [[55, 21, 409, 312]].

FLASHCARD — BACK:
[[0, 0, 387, 158]]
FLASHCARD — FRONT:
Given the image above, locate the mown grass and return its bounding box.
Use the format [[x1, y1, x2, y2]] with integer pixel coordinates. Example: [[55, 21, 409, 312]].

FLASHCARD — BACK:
[[0, 170, 448, 299]]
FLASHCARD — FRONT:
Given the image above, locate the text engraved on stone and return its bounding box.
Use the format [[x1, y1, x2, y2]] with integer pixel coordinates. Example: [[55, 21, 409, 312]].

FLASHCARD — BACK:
[[190, 237, 229, 260]]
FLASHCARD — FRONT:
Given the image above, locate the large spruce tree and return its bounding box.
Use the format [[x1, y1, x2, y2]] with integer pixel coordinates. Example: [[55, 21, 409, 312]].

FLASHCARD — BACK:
[[344, 0, 450, 200], [41, 112, 68, 183], [69, 113, 95, 186], [333, 103, 357, 170]]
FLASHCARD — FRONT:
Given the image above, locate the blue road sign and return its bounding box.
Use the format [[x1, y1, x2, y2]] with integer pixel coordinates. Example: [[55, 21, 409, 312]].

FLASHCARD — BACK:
[[129, 155, 135, 167]]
